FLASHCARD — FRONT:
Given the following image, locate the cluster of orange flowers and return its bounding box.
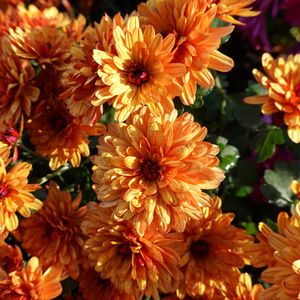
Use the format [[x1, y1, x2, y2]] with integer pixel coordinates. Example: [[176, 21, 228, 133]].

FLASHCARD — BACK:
[[0, 0, 299, 299], [245, 53, 300, 143]]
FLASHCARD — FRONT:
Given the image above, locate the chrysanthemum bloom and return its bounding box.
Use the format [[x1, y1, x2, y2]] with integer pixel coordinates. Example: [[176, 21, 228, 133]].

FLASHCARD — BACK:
[[19, 181, 86, 279], [9, 25, 72, 71], [92, 108, 224, 234], [0, 230, 8, 247], [0, 256, 62, 299], [0, 36, 40, 126], [244, 53, 300, 143], [177, 198, 252, 298], [138, 0, 234, 105], [220, 272, 263, 299], [0, 0, 21, 11], [61, 14, 124, 125], [291, 179, 300, 198], [0, 2, 22, 37], [78, 268, 135, 300], [0, 243, 23, 279], [0, 118, 24, 162], [0, 151, 42, 233], [27, 100, 106, 170], [82, 202, 183, 300], [92, 16, 186, 122], [63, 14, 86, 42], [259, 203, 300, 299], [244, 223, 276, 269], [31, 0, 60, 8], [16, 4, 70, 29], [0, 127, 19, 162], [207, 0, 260, 25]]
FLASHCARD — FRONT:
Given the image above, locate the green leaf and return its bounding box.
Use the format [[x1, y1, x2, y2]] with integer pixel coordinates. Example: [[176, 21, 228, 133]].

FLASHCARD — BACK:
[[219, 144, 240, 172], [100, 105, 115, 125], [190, 86, 212, 109], [264, 218, 278, 233], [216, 136, 228, 151], [260, 184, 287, 207], [252, 127, 285, 162], [246, 81, 267, 95], [224, 94, 263, 128], [240, 221, 257, 235], [235, 185, 253, 198], [236, 104, 263, 129], [261, 160, 300, 206]]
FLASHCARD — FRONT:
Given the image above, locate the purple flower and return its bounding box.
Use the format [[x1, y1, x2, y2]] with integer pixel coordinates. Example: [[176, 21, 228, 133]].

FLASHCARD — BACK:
[[238, 0, 281, 51], [288, 42, 300, 54], [282, 0, 300, 27]]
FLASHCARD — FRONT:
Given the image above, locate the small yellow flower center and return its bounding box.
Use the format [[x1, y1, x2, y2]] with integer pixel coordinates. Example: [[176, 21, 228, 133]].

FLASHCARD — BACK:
[[190, 240, 209, 259], [0, 184, 9, 199], [127, 63, 151, 86], [140, 159, 161, 181]]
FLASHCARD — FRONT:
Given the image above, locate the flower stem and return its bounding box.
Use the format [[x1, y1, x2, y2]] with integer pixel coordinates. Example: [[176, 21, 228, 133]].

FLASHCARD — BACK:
[[18, 143, 46, 160], [38, 164, 71, 185]]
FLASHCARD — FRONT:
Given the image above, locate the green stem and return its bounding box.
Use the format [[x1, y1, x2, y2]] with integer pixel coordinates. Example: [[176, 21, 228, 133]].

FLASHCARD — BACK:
[[18, 143, 46, 160], [81, 157, 91, 166], [38, 164, 71, 185]]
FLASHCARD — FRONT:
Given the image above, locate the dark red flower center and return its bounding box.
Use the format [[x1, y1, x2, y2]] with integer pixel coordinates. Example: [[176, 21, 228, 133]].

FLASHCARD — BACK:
[[271, 112, 284, 127], [140, 159, 161, 181], [190, 240, 209, 259], [51, 114, 68, 132], [127, 63, 151, 86], [0, 184, 9, 200], [295, 84, 300, 96], [117, 243, 132, 258]]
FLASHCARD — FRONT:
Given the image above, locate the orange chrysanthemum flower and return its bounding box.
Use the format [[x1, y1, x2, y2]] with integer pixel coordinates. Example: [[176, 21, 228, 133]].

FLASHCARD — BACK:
[[92, 15, 186, 121], [255, 203, 300, 299], [78, 268, 135, 300], [178, 198, 252, 298], [0, 121, 23, 162], [138, 0, 234, 105], [31, 0, 60, 8], [219, 272, 263, 299], [0, 230, 8, 247], [246, 208, 300, 269], [0, 256, 62, 299], [0, 4, 22, 37], [61, 14, 124, 125], [92, 108, 224, 234], [9, 25, 72, 71], [0, 151, 42, 233], [19, 181, 87, 279], [244, 53, 300, 143], [27, 100, 106, 170], [207, 0, 260, 25], [82, 202, 183, 300], [244, 223, 276, 269], [0, 0, 21, 11], [16, 4, 70, 29], [0, 243, 23, 279], [0, 36, 40, 126]]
